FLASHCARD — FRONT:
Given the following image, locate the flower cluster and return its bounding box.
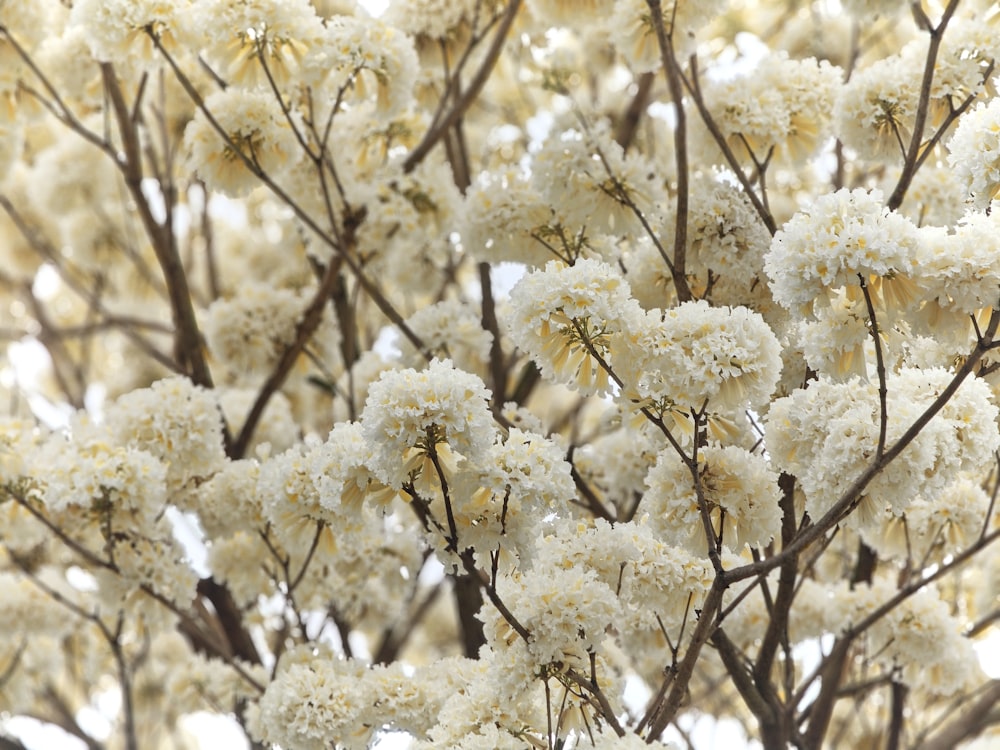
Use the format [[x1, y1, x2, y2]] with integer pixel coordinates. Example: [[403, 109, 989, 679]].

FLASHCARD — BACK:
[[507, 259, 639, 396], [190, 0, 326, 87], [69, 0, 187, 67], [765, 188, 920, 316], [534, 518, 714, 636], [612, 300, 782, 412], [695, 53, 842, 167], [933, 212, 1000, 308], [642, 445, 781, 552], [461, 171, 559, 267], [451, 427, 575, 566], [765, 369, 999, 528], [489, 565, 621, 671], [104, 376, 227, 488], [360, 359, 496, 489], [531, 124, 661, 235], [184, 88, 300, 196], [948, 96, 1000, 210], [835, 54, 916, 162]]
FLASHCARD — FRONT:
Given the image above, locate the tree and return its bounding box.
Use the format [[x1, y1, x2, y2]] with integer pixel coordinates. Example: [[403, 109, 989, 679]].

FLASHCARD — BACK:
[[0, 0, 998, 747]]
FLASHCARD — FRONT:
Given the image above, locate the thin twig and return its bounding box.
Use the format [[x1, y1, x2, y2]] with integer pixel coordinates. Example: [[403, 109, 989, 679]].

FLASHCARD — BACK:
[[858, 275, 888, 459], [403, 0, 522, 173], [886, 0, 962, 211], [646, 0, 692, 302]]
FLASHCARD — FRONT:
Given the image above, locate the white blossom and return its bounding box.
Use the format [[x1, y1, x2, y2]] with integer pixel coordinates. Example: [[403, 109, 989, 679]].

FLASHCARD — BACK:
[[948, 96, 1000, 210]]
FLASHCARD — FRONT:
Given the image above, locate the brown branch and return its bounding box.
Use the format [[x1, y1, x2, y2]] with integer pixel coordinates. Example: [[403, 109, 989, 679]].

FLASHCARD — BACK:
[[644, 579, 726, 739], [230, 255, 344, 459], [615, 71, 655, 151], [480, 262, 508, 413], [101, 64, 215, 389], [859, 275, 888, 459], [914, 680, 1000, 750], [800, 636, 854, 748], [886, 0, 962, 211], [403, 0, 522, 174], [646, 0, 691, 303], [753, 474, 799, 691], [712, 626, 774, 725], [886, 680, 907, 750], [728, 306, 1000, 585]]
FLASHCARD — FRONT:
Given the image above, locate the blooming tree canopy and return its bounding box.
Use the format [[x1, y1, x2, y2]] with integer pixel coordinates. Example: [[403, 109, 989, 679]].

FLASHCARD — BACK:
[[1, 0, 1000, 748]]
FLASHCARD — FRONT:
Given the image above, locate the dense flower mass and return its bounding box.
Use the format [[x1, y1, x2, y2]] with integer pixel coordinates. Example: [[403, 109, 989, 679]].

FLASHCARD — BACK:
[[948, 96, 1000, 209], [184, 88, 300, 196], [2, 1, 1000, 749], [643, 445, 782, 551], [765, 188, 920, 316], [694, 53, 842, 166], [765, 369, 999, 527], [506, 258, 640, 395], [104, 376, 227, 488], [612, 300, 782, 412], [360, 359, 496, 489]]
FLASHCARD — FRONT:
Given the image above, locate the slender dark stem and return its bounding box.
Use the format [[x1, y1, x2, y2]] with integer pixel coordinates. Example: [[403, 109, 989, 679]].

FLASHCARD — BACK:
[[886, 0, 962, 211], [682, 56, 777, 235], [646, 0, 691, 303], [886, 680, 908, 750], [858, 275, 888, 459], [644, 580, 726, 739], [403, 0, 522, 173]]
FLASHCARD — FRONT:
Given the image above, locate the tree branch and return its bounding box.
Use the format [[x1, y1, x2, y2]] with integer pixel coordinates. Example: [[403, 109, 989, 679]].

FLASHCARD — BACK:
[[403, 0, 522, 173]]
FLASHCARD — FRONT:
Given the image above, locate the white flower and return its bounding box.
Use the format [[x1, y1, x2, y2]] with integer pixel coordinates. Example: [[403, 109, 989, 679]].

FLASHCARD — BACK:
[[612, 300, 782, 412], [69, 0, 188, 68], [611, 0, 726, 64], [203, 282, 313, 376], [948, 96, 1000, 210], [867, 477, 990, 563], [526, 0, 616, 29], [0, 571, 80, 638], [765, 188, 920, 316], [675, 177, 773, 304], [208, 531, 274, 605], [310, 15, 419, 117], [254, 657, 376, 750], [835, 54, 916, 162], [507, 258, 640, 396], [399, 298, 494, 374], [383, 0, 477, 39], [534, 518, 714, 634], [191, 0, 326, 88], [531, 124, 661, 235], [184, 88, 300, 197], [461, 171, 559, 267], [217, 387, 299, 454], [360, 359, 496, 489], [105, 376, 227, 488], [490, 565, 621, 670], [454, 428, 575, 567], [693, 53, 841, 166], [862, 583, 984, 696], [765, 369, 999, 529], [313, 421, 396, 513], [643, 445, 781, 552], [916, 213, 1000, 316]]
